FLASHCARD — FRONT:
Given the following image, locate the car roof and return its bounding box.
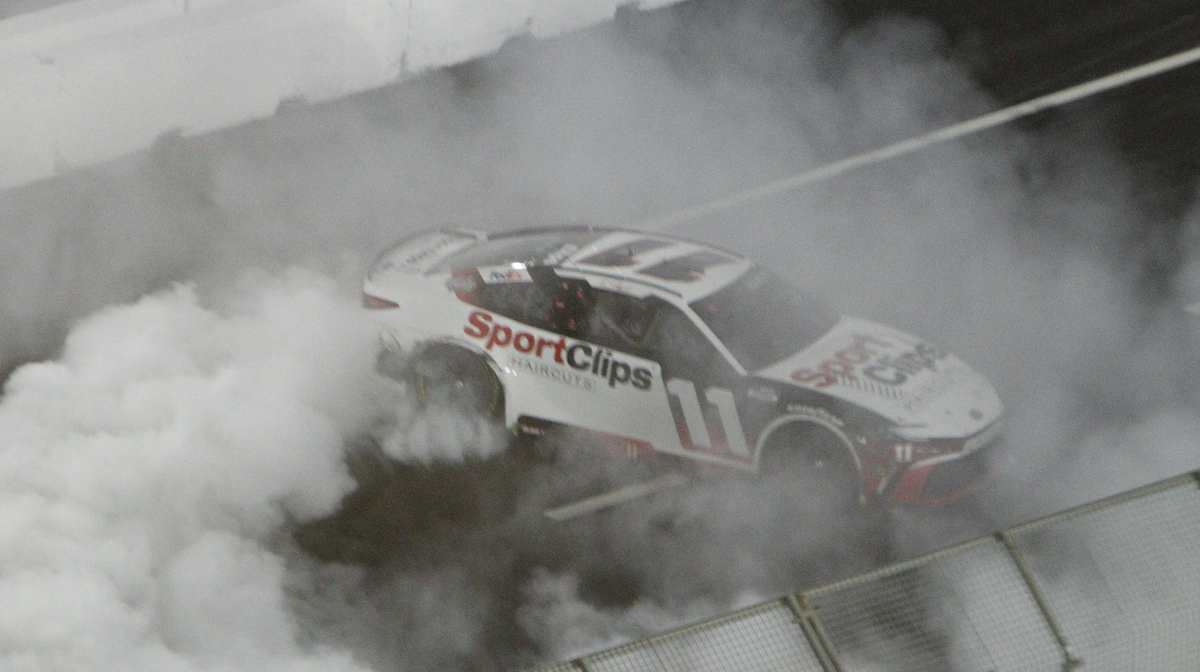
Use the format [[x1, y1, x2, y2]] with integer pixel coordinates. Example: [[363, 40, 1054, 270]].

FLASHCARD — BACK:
[[435, 225, 755, 303]]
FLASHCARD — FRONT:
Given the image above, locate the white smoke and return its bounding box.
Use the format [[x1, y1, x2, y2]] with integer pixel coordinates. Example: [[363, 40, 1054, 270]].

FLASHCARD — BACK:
[[2, 0, 1198, 669], [516, 568, 764, 661], [0, 272, 378, 671]]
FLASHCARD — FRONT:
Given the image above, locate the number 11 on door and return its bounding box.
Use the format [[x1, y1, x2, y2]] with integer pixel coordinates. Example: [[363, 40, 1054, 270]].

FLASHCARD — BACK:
[[666, 379, 749, 458]]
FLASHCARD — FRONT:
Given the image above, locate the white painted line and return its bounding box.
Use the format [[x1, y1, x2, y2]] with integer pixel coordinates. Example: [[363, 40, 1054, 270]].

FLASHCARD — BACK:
[[544, 472, 689, 521], [640, 43, 1200, 230]]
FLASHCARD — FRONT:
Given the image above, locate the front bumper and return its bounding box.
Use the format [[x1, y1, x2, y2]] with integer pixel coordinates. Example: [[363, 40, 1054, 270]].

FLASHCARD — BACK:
[[885, 438, 996, 506]]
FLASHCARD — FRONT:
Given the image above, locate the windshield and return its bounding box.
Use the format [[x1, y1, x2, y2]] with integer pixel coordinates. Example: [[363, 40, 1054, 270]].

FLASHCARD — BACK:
[[689, 267, 839, 371]]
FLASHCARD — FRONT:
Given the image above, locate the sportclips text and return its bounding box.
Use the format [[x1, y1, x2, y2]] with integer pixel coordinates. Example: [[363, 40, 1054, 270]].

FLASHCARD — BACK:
[[463, 311, 653, 390]]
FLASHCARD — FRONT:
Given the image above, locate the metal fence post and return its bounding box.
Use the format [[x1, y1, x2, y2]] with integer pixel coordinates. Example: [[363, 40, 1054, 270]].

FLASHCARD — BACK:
[[996, 531, 1083, 671], [784, 592, 845, 672]]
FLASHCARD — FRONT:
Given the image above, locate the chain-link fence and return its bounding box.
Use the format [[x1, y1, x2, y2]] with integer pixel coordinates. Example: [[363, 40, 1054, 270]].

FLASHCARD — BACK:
[[534, 470, 1200, 672]]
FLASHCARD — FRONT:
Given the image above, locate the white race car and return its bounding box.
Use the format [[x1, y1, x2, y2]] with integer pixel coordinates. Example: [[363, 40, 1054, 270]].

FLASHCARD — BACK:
[[362, 226, 1003, 514]]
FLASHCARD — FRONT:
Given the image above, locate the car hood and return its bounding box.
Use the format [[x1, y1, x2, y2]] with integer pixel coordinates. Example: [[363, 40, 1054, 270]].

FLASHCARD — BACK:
[[756, 317, 1003, 438]]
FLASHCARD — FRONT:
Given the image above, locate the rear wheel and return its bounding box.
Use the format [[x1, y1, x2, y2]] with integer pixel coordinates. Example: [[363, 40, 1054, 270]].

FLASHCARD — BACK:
[[293, 345, 510, 565], [408, 344, 504, 420]]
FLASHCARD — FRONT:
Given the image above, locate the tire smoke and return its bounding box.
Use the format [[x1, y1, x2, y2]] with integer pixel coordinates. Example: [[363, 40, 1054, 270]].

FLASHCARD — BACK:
[[1, 1, 1197, 669]]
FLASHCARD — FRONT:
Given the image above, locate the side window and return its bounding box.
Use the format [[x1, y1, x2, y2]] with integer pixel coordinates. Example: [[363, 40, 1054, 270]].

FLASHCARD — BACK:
[[586, 290, 658, 354], [473, 271, 597, 340], [475, 282, 556, 332], [641, 303, 735, 382]]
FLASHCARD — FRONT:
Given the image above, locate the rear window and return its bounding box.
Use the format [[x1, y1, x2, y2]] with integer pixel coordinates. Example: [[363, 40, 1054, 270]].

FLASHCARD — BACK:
[[690, 267, 838, 371], [640, 251, 737, 282], [578, 238, 672, 267], [429, 230, 600, 273]]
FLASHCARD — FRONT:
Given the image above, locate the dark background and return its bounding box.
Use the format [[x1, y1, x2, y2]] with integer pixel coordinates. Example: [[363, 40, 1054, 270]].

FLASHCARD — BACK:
[[838, 0, 1200, 218], [622, 0, 1200, 291]]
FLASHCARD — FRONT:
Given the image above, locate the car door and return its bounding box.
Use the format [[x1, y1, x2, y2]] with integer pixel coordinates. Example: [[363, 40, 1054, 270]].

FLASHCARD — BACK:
[[582, 287, 763, 469], [467, 273, 664, 447], [631, 300, 763, 468]]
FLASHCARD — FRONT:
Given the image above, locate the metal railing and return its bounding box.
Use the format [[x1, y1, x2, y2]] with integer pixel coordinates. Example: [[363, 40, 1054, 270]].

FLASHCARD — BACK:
[[535, 470, 1200, 672]]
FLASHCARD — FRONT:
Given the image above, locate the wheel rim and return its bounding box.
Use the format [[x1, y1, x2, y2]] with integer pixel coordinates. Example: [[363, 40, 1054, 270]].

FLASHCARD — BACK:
[[760, 423, 862, 510], [412, 349, 502, 418]]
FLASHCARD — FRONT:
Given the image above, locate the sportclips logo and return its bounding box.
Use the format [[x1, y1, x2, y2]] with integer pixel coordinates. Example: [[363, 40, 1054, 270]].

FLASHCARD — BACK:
[[463, 311, 653, 390], [791, 334, 945, 388]]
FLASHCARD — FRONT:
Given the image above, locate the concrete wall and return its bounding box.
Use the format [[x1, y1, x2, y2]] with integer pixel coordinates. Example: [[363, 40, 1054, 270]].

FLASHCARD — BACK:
[[0, 0, 682, 191]]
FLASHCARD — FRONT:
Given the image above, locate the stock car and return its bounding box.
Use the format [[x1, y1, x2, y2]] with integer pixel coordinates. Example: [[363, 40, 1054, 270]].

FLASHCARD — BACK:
[[361, 226, 1003, 516]]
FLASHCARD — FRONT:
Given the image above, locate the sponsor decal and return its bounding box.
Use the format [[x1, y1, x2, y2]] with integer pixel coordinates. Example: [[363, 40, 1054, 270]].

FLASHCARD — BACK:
[[862, 342, 946, 386], [790, 335, 947, 389], [836, 374, 904, 399], [899, 364, 963, 413], [464, 311, 653, 391], [507, 355, 594, 391], [480, 265, 533, 284], [784, 403, 845, 428], [790, 334, 890, 388], [398, 234, 469, 271]]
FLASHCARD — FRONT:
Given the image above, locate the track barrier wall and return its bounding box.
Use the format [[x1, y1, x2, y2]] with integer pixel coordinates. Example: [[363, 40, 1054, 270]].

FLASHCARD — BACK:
[[535, 470, 1200, 672], [0, 0, 686, 192]]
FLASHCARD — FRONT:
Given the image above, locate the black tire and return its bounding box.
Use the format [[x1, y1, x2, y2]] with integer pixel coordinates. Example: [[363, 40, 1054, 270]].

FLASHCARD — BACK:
[[408, 344, 504, 420], [759, 422, 863, 512], [757, 422, 895, 580]]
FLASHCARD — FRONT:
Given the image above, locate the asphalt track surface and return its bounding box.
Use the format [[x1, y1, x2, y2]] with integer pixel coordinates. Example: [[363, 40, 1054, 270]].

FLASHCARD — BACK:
[[1, 1, 1199, 670], [837, 0, 1200, 293]]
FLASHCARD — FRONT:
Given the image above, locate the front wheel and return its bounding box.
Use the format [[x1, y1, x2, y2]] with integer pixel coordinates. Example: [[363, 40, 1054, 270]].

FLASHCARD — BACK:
[[758, 422, 863, 512], [757, 422, 892, 579]]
